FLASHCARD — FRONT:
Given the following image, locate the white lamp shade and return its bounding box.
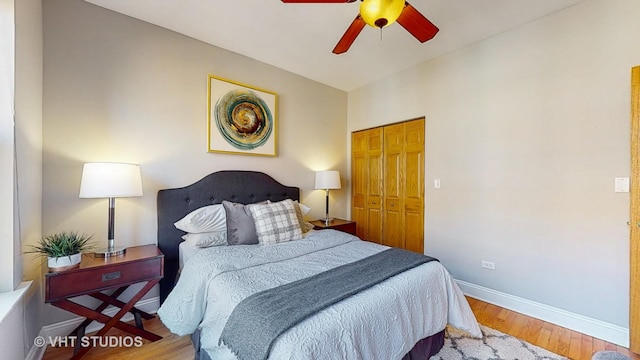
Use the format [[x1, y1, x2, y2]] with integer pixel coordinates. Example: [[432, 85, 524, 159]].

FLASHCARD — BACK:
[[79, 162, 143, 198], [315, 170, 341, 190]]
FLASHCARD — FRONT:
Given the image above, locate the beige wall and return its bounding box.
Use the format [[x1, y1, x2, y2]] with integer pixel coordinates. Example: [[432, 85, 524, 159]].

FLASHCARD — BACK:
[[16, 0, 44, 280], [42, 0, 348, 325], [349, 0, 640, 328], [15, 0, 44, 349]]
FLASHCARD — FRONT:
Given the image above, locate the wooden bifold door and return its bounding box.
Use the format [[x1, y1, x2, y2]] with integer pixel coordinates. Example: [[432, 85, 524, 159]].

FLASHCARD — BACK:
[[351, 118, 425, 253]]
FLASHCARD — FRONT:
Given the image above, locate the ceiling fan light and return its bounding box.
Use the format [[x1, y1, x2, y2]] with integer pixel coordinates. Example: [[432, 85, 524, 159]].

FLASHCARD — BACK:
[[360, 0, 405, 29]]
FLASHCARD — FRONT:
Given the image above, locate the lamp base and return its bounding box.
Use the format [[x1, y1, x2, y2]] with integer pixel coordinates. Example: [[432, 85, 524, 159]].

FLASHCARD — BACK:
[[94, 246, 127, 258], [323, 218, 334, 226]]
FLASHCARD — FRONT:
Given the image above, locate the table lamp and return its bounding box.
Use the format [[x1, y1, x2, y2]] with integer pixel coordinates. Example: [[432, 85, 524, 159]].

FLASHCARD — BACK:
[[79, 162, 143, 257], [314, 170, 341, 225]]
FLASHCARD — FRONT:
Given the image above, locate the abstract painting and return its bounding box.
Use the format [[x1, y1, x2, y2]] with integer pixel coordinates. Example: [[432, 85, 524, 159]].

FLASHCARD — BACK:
[[208, 75, 277, 156]]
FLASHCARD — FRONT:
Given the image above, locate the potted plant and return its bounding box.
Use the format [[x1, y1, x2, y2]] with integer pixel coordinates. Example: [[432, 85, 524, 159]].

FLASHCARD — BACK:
[[27, 231, 94, 272]]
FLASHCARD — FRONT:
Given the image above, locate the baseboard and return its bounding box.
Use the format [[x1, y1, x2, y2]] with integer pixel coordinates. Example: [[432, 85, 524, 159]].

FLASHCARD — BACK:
[[457, 280, 629, 347], [25, 297, 160, 360]]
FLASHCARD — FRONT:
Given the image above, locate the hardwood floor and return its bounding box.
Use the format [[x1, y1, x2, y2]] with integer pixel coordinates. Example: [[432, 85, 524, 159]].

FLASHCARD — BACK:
[[43, 297, 639, 360], [466, 297, 640, 360], [42, 318, 194, 360]]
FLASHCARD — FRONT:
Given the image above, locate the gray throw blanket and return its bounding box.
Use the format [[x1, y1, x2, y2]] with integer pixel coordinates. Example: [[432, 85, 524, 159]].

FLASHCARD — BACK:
[[219, 247, 438, 360]]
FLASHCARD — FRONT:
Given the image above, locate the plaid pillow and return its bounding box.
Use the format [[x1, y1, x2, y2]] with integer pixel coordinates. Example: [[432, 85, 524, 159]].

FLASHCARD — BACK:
[[248, 199, 302, 244]]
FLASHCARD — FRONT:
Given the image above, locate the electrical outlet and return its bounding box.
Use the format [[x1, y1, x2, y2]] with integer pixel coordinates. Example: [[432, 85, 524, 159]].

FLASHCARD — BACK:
[[481, 261, 496, 270]]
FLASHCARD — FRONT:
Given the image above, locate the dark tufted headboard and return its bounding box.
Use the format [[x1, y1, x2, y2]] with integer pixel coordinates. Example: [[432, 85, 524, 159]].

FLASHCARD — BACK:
[[156, 170, 300, 303]]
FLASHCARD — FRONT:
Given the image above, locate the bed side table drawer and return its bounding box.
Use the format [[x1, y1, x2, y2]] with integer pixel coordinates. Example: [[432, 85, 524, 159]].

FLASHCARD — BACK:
[[45, 244, 164, 303], [46, 257, 162, 302]]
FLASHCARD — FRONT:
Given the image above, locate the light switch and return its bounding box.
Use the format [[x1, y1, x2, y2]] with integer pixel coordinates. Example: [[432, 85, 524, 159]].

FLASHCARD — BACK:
[[434, 179, 441, 189], [615, 177, 629, 193]]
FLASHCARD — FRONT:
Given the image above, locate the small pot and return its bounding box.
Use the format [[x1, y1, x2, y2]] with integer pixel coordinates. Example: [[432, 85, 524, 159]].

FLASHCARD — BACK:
[[48, 253, 82, 272]]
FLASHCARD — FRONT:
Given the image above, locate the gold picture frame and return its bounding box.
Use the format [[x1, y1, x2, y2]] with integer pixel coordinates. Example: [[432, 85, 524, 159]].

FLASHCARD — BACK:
[[207, 75, 278, 156]]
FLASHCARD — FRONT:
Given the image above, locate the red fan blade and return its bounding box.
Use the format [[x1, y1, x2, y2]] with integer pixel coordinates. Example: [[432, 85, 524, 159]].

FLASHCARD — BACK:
[[332, 15, 366, 54], [281, 0, 354, 3], [396, 2, 439, 43]]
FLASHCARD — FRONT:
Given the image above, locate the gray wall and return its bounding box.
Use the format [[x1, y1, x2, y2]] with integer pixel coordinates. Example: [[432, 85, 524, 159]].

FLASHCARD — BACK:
[[348, 0, 640, 328], [42, 0, 348, 325]]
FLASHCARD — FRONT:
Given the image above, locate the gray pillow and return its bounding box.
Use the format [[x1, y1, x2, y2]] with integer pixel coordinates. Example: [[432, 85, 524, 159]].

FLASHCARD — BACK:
[[222, 200, 259, 245]]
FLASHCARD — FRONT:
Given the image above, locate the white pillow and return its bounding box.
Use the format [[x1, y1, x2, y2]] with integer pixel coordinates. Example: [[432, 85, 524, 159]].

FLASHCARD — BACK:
[[296, 201, 311, 215], [248, 199, 302, 245], [182, 231, 227, 248], [301, 221, 314, 233], [291, 201, 313, 233], [174, 204, 226, 233]]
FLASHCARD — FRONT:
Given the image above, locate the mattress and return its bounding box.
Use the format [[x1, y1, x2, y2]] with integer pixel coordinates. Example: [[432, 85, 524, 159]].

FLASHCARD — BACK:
[[178, 240, 202, 270]]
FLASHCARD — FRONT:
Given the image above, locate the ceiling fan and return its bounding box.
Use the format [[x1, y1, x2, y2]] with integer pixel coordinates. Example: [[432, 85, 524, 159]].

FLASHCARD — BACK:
[[281, 0, 439, 54]]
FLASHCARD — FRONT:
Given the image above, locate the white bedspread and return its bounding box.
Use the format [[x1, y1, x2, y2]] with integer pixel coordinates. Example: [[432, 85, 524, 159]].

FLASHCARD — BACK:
[[158, 230, 481, 360]]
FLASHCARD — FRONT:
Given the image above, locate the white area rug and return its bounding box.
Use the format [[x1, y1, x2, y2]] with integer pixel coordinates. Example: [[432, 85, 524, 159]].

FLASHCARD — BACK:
[[592, 351, 632, 360], [431, 325, 568, 360]]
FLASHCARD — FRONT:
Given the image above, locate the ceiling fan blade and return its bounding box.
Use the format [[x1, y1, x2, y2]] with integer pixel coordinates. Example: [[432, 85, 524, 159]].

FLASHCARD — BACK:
[[281, 0, 353, 3], [332, 15, 366, 54], [396, 2, 439, 43]]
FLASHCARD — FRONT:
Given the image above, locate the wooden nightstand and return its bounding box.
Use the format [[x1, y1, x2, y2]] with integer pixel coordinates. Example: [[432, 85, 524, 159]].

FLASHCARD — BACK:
[[310, 218, 357, 236], [45, 244, 164, 359]]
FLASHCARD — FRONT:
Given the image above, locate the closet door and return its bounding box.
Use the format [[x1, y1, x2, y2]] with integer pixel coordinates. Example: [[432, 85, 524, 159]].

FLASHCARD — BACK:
[[383, 119, 424, 252], [351, 119, 423, 250], [383, 123, 404, 248], [403, 119, 425, 253], [351, 128, 383, 243], [351, 131, 368, 239], [367, 128, 384, 244]]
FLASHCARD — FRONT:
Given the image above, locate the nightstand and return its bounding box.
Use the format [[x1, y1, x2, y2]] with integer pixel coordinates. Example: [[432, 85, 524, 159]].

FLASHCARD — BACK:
[[45, 244, 164, 359], [310, 218, 357, 236]]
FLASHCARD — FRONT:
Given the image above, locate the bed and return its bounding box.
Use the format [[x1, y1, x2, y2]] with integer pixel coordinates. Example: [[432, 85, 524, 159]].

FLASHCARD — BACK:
[[156, 170, 481, 360]]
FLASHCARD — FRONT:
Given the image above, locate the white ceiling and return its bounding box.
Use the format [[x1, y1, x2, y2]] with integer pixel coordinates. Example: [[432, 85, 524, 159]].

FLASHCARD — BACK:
[[84, 0, 586, 91]]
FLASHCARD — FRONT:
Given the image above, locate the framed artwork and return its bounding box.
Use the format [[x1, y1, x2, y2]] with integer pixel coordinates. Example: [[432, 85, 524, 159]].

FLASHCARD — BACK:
[[207, 75, 278, 156]]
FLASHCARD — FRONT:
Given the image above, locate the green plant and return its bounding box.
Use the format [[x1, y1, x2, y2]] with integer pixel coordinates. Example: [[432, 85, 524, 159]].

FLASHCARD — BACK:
[[26, 231, 94, 258]]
